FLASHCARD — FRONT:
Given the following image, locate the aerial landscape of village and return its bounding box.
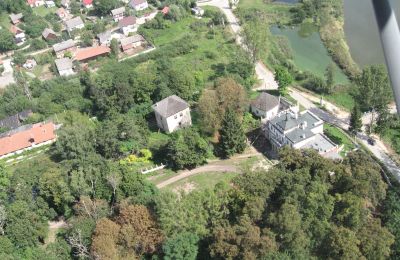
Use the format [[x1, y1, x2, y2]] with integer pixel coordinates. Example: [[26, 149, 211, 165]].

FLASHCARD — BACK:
[[0, 0, 400, 258]]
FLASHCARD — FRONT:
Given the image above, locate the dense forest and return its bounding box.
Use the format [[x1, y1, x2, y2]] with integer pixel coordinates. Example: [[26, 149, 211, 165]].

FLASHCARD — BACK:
[[1, 147, 400, 259]]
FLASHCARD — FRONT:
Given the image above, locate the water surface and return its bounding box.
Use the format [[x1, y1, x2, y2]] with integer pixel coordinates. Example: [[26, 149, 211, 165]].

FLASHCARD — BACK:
[[271, 25, 348, 84], [344, 0, 400, 67]]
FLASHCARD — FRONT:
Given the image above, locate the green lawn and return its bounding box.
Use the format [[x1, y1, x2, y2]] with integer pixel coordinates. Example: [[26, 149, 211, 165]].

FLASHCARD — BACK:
[[141, 15, 241, 83], [0, 12, 10, 30], [324, 88, 355, 111], [381, 127, 400, 155], [33, 6, 57, 17], [324, 124, 355, 155], [163, 171, 239, 191]]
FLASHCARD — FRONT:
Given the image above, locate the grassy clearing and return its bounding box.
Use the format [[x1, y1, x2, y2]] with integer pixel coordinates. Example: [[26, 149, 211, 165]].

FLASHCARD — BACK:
[[323, 87, 355, 111], [0, 12, 10, 30], [141, 16, 241, 83], [163, 171, 239, 191], [33, 6, 57, 17], [324, 124, 355, 155]]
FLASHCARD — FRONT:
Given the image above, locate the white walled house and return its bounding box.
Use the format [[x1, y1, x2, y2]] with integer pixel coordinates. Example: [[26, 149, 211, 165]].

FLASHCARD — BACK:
[[129, 0, 149, 11], [55, 58, 74, 76], [152, 95, 192, 133], [251, 92, 298, 122], [111, 7, 125, 21], [265, 110, 340, 159]]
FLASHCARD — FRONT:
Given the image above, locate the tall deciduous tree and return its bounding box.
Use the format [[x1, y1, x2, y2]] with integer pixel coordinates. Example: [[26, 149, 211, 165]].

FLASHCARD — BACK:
[[349, 104, 362, 134], [241, 16, 269, 63], [198, 77, 247, 135], [94, 0, 118, 15], [356, 65, 392, 129], [275, 66, 293, 95], [167, 128, 210, 169], [325, 62, 335, 92], [219, 108, 247, 158], [163, 232, 199, 260], [0, 30, 16, 52]]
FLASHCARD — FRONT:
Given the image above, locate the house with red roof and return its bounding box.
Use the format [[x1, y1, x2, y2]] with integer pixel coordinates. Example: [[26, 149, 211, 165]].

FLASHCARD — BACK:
[[161, 6, 169, 15], [82, 0, 93, 8], [0, 122, 57, 159], [27, 0, 45, 8], [75, 46, 111, 62]]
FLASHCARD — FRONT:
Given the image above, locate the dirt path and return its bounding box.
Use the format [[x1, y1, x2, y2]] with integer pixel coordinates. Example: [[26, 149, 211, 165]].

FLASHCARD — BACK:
[[46, 220, 68, 245], [156, 163, 240, 188]]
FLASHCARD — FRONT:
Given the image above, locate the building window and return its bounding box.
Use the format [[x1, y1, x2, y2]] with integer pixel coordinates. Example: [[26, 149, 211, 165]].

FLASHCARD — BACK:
[[180, 113, 183, 117], [174, 115, 177, 119]]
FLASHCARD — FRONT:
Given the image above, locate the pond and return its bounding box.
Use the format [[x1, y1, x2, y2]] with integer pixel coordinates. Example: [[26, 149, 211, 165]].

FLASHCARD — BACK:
[[271, 24, 349, 84], [344, 0, 400, 67]]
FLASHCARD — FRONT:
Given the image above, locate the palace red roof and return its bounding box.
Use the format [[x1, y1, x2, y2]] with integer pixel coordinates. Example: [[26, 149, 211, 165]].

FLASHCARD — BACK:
[[0, 122, 56, 157], [75, 46, 110, 61]]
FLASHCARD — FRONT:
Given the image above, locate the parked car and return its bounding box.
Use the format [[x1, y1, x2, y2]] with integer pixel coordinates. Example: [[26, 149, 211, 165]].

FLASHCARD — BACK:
[[368, 137, 376, 146]]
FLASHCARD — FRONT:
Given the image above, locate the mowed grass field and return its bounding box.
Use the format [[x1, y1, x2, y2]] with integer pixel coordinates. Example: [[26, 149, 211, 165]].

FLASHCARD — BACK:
[[163, 171, 239, 191]]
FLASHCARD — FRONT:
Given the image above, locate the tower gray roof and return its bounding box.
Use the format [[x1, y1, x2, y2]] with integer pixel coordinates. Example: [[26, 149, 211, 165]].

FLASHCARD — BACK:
[[152, 95, 189, 118]]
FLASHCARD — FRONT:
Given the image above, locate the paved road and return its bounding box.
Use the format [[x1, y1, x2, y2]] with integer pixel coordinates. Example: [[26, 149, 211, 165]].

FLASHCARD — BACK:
[[198, 0, 400, 181]]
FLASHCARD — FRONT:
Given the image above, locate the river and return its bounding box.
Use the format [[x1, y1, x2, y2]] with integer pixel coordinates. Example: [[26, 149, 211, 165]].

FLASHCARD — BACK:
[[343, 0, 400, 67]]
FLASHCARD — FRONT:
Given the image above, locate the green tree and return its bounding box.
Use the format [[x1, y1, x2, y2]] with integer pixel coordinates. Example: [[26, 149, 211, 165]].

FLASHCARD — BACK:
[[358, 218, 394, 260], [325, 226, 363, 260], [163, 232, 199, 260], [110, 38, 119, 58], [356, 65, 392, 129], [0, 29, 16, 52], [94, 0, 118, 15], [349, 104, 362, 134], [241, 16, 269, 63], [39, 168, 73, 214], [274, 66, 293, 95], [325, 63, 335, 93], [219, 108, 247, 158], [167, 128, 210, 169]]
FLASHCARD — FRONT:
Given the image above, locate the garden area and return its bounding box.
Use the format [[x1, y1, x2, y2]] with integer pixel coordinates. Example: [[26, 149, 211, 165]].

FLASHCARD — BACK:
[[324, 124, 356, 156]]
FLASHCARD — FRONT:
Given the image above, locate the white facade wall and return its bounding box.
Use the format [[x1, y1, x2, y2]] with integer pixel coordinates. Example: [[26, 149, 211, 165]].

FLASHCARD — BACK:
[[59, 68, 75, 76], [134, 2, 148, 11], [310, 124, 323, 135], [155, 107, 191, 133]]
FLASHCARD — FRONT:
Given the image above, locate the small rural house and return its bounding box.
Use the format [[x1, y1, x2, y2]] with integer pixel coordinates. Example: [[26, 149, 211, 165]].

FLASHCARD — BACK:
[[265, 110, 340, 159], [75, 46, 111, 62], [118, 16, 137, 36], [82, 0, 93, 8], [27, 0, 45, 8], [0, 110, 32, 131], [53, 39, 77, 58], [65, 16, 85, 33], [251, 92, 298, 122], [97, 31, 112, 46], [10, 26, 26, 44], [111, 7, 125, 21], [0, 122, 57, 159], [152, 95, 192, 133], [23, 59, 37, 70], [56, 8, 68, 20], [120, 35, 144, 52], [9, 13, 23, 25], [191, 7, 204, 17], [55, 58, 74, 76], [42, 28, 57, 41], [61, 0, 70, 9], [161, 6, 169, 15], [45, 1, 55, 7], [130, 0, 149, 11]]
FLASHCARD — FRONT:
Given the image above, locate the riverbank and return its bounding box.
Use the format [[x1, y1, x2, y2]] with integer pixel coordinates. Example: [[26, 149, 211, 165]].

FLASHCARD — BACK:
[[319, 2, 360, 78]]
